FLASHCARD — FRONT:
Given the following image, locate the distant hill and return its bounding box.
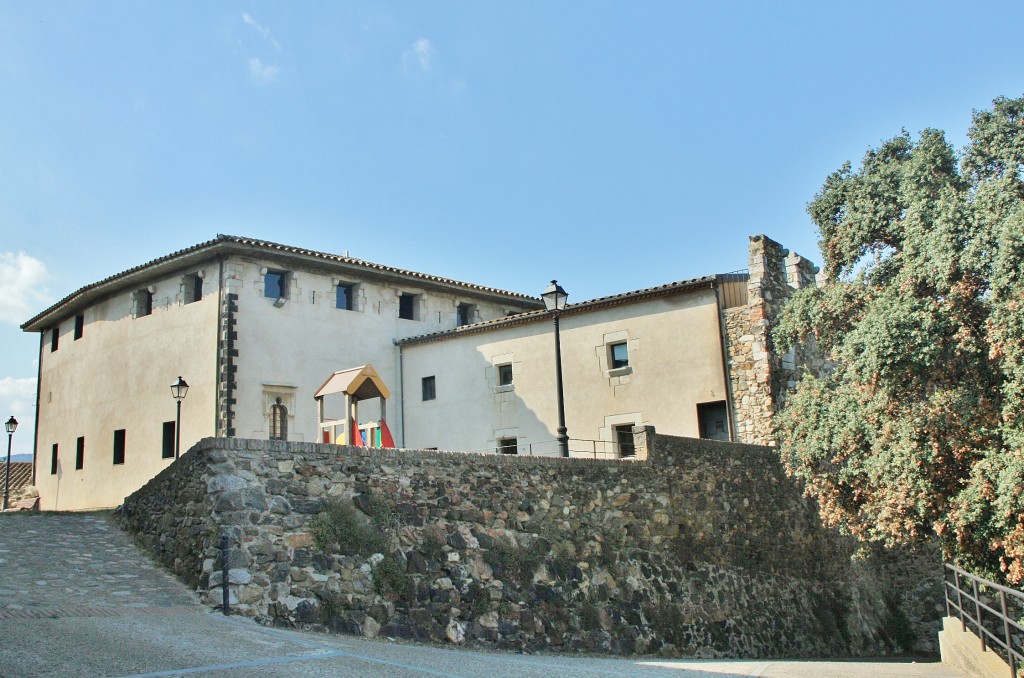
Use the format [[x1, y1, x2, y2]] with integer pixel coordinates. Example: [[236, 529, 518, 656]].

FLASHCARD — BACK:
[[9, 454, 32, 463]]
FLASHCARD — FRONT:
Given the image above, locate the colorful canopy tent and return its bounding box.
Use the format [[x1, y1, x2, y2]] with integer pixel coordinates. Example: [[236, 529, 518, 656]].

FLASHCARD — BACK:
[[313, 365, 395, 447]]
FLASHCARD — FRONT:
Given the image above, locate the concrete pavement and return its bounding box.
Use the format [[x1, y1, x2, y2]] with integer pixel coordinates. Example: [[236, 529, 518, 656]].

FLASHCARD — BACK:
[[0, 512, 966, 677]]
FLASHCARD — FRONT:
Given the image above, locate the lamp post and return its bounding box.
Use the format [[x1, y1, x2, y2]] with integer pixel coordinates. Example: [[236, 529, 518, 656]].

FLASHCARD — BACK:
[[3, 416, 17, 510], [542, 280, 569, 457], [170, 377, 189, 459]]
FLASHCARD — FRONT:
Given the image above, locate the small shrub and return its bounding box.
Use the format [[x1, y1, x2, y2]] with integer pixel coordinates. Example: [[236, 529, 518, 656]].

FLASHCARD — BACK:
[[373, 553, 409, 598], [310, 499, 386, 556], [580, 604, 602, 631], [419, 530, 447, 562], [483, 538, 549, 583]]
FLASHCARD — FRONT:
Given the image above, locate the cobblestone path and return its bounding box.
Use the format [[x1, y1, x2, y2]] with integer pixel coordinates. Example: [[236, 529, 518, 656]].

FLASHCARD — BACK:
[[0, 512, 200, 620]]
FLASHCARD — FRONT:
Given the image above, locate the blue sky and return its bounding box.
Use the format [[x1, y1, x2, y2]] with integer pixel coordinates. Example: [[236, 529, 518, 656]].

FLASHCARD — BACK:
[[1, 1, 1023, 456]]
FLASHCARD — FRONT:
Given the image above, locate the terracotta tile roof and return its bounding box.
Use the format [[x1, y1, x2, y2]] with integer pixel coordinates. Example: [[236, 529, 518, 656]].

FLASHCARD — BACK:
[[22, 234, 543, 331], [397, 273, 732, 346], [1, 462, 33, 496]]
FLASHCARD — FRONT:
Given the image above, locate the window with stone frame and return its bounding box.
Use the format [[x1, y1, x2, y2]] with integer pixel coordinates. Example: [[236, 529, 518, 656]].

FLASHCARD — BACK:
[[398, 292, 418, 320], [264, 270, 288, 299], [184, 273, 203, 304], [135, 289, 154, 317], [610, 342, 629, 369], [497, 437, 518, 455], [336, 283, 355, 311], [497, 363, 513, 387], [270, 398, 288, 440]]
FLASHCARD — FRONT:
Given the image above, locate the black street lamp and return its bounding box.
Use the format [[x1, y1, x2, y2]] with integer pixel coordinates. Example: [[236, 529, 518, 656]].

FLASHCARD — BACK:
[[3, 416, 17, 510], [171, 377, 189, 459], [542, 280, 569, 457]]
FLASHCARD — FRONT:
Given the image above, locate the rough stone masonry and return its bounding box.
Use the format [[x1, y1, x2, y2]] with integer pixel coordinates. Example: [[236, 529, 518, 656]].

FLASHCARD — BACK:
[[118, 432, 944, 658]]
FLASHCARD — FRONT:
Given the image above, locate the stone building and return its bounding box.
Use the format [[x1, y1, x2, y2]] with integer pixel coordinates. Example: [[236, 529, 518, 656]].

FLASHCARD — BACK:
[[21, 233, 815, 510]]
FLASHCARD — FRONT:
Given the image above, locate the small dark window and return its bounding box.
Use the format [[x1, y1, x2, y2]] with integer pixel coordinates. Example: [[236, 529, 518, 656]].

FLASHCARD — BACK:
[[613, 424, 635, 457], [75, 436, 85, 470], [185, 274, 203, 304], [50, 327, 59, 352], [497, 364, 513, 387], [50, 444, 58, 475], [456, 303, 474, 326], [137, 289, 153, 317], [113, 429, 126, 465], [74, 315, 84, 340], [497, 437, 518, 455], [265, 270, 287, 299], [270, 398, 287, 441], [336, 283, 354, 310], [610, 342, 629, 369], [697, 401, 729, 441], [162, 421, 176, 459], [398, 293, 417, 320], [422, 376, 436, 401]]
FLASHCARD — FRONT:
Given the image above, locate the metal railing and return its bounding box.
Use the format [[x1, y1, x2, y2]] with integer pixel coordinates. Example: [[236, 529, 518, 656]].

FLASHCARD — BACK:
[[944, 563, 1024, 677], [461, 437, 639, 460]]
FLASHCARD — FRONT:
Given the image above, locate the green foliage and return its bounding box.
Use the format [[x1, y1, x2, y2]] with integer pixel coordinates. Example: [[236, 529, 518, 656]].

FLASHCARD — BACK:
[[775, 95, 1024, 584], [373, 553, 408, 598], [482, 537, 549, 583], [580, 604, 602, 632], [309, 499, 387, 556]]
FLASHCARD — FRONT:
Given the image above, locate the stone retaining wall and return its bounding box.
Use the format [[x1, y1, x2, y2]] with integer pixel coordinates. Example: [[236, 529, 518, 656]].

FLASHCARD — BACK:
[[118, 433, 943, 658]]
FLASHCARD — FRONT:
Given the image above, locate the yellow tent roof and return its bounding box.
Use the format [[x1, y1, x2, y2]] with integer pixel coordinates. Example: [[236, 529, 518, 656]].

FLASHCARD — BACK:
[[313, 364, 390, 401]]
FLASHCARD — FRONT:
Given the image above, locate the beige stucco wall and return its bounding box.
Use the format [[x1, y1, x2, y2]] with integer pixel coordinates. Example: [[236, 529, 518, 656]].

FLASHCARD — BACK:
[[400, 288, 729, 456], [226, 255, 526, 446], [34, 262, 220, 510]]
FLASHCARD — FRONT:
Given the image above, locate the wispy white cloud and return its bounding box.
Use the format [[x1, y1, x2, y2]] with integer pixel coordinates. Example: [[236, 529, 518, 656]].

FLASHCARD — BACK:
[[0, 252, 50, 327], [248, 57, 280, 85], [0, 376, 36, 426], [242, 12, 281, 50], [404, 38, 434, 72]]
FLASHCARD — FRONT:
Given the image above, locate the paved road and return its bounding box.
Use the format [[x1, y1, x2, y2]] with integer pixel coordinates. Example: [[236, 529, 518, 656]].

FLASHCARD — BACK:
[[0, 512, 966, 678]]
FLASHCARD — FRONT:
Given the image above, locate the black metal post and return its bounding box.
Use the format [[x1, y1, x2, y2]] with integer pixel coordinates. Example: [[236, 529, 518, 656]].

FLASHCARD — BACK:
[[973, 579, 986, 652], [1001, 591, 1015, 677], [220, 534, 230, 615], [175, 398, 182, 459], [955, 569, 966, 632], [3, 431, 11, 511], [553, 313, 568, 457]]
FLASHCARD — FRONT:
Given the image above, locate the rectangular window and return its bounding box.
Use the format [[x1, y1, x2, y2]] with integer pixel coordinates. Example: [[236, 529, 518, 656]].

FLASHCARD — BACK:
[[74, 315, 84, 340], [75, 436, 85, 470], [398, 292, 417, 320], [456, 303, 474, 326], [112, 429, 126, 465], [184, 274, 203, 304], [613, 424, 636, 457], [50, 327, 59, 352], [497, 437, 518, 455], [698, 401, 729, 441], [136, 289, 153, 317], [610, 342, 629, 369], [265, 270, 288, 299], [50, 444, 58, 475], [336, 283, 354, 310], [497, 363, 513, 387], [422, 376, 436, 401], [162, 421, 175, 459]]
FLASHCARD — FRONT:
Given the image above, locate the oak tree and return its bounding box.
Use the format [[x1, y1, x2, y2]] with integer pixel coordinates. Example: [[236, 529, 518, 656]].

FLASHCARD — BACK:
[[775, 96, 1024, 583]]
